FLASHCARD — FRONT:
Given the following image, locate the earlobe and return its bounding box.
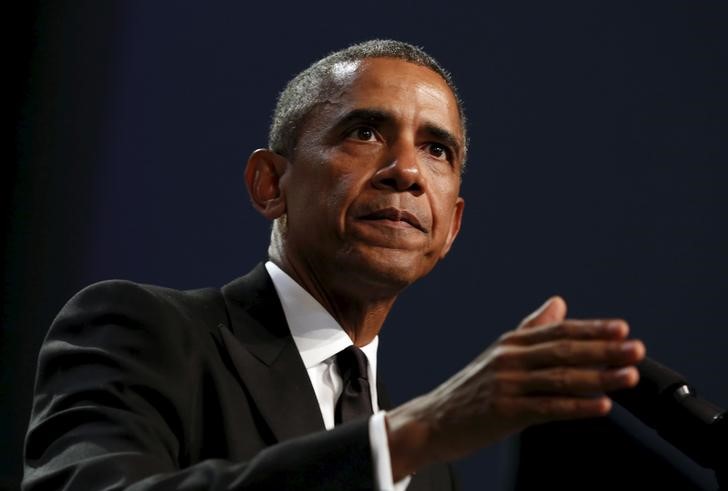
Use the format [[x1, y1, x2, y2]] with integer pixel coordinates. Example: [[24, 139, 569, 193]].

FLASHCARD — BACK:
[[439, 197, 465, 259], [245, 149, 289, 220]]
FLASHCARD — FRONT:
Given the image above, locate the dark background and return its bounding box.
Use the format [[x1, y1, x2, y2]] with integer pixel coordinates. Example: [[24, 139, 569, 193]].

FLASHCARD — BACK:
[[4, 1, 727, 489]]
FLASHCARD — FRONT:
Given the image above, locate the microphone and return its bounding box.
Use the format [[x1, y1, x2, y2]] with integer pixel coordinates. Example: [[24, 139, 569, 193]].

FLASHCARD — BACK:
[[609, 357, 727, 475]]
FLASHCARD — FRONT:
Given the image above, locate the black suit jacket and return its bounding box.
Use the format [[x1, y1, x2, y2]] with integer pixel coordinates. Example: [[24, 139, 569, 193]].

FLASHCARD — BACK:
[[24, 264, 456, 490]]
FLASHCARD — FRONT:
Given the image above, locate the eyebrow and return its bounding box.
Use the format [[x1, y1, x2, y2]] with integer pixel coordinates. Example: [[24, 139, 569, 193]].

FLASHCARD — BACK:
[[332, 107, 463, 160], [333, 108, 392, 129]]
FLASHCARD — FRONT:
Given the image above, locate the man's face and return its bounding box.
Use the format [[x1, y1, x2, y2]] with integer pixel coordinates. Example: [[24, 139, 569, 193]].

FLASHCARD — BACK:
[[279, 57, 465, 293]]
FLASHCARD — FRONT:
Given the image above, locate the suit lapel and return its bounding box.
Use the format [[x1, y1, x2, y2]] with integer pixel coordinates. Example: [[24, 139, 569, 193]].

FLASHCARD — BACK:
[[219, 263, 326, 442]]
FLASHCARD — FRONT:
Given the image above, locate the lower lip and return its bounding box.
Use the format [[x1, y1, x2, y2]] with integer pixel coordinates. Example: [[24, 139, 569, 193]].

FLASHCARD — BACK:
[[359, 218, 418, 230]]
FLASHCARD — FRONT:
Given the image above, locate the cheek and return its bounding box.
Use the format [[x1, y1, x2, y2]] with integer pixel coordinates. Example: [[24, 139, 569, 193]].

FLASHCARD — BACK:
[[291, 159, 366, 231], [429, 182, 461, 236], [326, 170, 368, 232], [323, 150, 372, 201]]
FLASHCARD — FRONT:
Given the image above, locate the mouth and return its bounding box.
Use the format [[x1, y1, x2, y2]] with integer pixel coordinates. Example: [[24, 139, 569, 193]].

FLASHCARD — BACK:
[[358, 207, 427, 232]]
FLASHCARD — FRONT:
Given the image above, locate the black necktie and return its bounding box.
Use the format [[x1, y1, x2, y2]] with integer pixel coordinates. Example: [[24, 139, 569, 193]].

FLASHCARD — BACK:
[[334, 345, 373, 425]]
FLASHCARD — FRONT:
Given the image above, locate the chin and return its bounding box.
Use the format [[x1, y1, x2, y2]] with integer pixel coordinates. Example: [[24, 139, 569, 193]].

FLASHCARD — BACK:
[[335, 245, 434, 292]]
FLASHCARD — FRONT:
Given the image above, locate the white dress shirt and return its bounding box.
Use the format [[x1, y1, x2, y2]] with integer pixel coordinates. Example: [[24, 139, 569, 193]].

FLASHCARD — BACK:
[[265, 261, 410, 491]]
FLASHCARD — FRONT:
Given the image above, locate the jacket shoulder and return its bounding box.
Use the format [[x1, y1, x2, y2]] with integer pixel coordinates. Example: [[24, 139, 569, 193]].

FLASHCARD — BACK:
[[55, 278, 225, 330], [42, 279, 230, 369]]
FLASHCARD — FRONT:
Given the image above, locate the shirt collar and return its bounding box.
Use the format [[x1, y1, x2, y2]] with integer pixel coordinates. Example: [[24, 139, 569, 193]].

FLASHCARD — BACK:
[[264, 261, 379, 375]]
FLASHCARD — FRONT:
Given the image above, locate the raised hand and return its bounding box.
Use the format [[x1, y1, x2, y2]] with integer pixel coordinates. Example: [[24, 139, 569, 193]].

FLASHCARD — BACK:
[[386, 297, 645, 480]]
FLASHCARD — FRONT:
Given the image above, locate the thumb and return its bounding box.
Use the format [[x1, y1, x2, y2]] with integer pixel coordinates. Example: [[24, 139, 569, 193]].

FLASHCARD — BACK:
[[518, 296, 567, 329]]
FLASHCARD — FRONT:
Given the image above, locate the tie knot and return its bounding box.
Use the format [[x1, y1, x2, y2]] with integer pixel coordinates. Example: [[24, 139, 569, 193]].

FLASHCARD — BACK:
[[336, 345, 369, 382]]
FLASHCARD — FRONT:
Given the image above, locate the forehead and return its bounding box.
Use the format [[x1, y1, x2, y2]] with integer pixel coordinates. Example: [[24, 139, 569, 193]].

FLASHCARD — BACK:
[[323, 58, 463, 140]]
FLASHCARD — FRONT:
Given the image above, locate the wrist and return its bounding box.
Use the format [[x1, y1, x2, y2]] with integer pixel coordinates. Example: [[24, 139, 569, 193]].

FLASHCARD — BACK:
[[385, 396, 437, 481]]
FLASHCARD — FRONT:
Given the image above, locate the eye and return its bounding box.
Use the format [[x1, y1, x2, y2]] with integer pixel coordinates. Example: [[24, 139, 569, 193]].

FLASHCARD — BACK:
[[348, 126, 377, 142], [426, 142, 451, 161]]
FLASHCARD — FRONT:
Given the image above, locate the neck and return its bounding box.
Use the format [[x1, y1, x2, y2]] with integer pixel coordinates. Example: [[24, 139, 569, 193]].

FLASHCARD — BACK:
[[269, 246, 400, 347]]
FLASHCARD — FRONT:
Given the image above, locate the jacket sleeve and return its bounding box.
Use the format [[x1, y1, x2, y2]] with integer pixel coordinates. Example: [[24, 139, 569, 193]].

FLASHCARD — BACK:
[[23, 280, 374, 491]]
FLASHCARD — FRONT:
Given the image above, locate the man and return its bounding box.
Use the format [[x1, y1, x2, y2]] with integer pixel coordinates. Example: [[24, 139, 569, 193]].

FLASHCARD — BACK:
[[23, 40, 645, 490]]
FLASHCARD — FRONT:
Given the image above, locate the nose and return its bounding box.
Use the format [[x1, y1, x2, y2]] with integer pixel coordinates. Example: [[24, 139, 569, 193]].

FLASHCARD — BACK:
[[371, 144, 424, 196]]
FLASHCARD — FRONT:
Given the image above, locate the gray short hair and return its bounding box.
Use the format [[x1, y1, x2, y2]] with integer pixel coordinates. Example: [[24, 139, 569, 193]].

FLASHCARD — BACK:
[[268, 39, 468, 164]]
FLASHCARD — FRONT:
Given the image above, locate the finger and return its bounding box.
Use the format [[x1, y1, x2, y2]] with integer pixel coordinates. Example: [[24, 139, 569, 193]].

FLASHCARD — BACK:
[[518, 296, 567, 330], [495, 367, 639, 396], [492, 339, 646, 369], [499, 395, 612, 424], [501, 319, 629, 346]]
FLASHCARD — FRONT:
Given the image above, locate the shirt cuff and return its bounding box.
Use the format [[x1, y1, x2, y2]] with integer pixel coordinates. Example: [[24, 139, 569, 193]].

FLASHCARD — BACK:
[[369, 411, 412, 491]]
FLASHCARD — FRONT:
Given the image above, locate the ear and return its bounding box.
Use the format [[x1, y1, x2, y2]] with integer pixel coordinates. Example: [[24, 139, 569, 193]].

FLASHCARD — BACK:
[[245, 149, 289, 220], [438, 196, 465, 259]]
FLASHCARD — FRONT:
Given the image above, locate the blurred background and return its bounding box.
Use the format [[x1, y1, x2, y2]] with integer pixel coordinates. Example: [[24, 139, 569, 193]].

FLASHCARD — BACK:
[[4, 1, 727, 489]]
